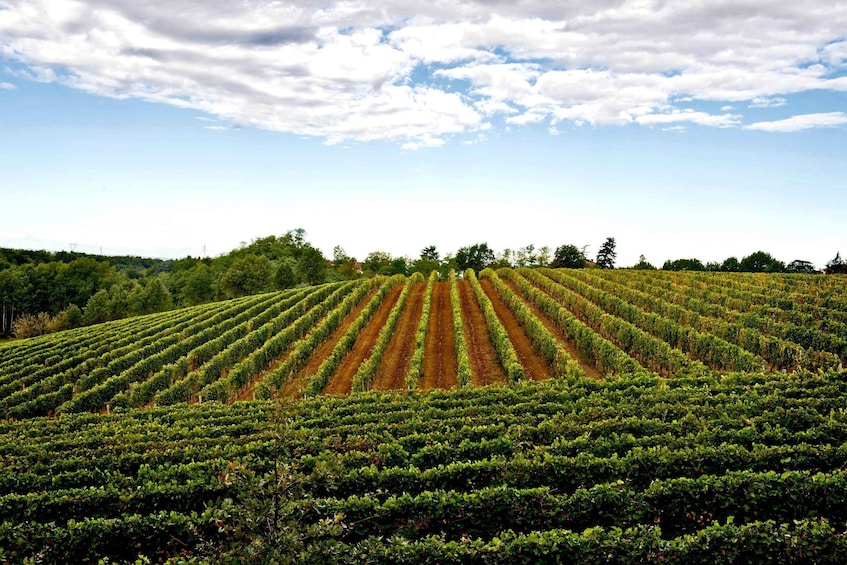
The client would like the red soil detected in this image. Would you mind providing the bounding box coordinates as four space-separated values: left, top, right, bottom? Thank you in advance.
420 282 458 390
501 279 603 380
371 283 427 391
480 279 554 381
457 280 508 386
279 289 377 400
323 285 403 395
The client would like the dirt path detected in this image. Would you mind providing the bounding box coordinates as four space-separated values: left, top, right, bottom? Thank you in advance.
323 285 403 395
371 283 427 391
480 279 554 381
503 279 603 380
420 282 457 390
457 280 508 386
279 289 377 399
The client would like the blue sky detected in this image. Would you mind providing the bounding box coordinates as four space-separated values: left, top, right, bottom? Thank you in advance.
1 1 846 269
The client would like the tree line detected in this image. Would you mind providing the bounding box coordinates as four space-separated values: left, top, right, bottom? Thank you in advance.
1 231 843 338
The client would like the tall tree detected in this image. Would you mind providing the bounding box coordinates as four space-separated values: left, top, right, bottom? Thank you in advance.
297 246 328 285
595 238 617 269
825 252 847 275
420 246 439 262
220 254 273 297
739 251 784 273
455 243 495 272
552 245 586 269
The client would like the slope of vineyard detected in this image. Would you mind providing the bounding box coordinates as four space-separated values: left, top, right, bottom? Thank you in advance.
2 269 847 561
1 269 845 417
3 370 847 562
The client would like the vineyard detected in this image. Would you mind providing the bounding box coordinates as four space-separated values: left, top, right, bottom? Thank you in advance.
2 268 847 562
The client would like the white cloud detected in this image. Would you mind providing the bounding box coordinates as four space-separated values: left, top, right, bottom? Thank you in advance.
636 109 741 128
1 0 847 145
0 81 15 89
748 96 787 108
744 112 847 132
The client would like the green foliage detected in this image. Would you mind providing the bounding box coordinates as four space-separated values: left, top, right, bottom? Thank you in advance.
449 270 473 387
552 244 587 268
663 258 706 271
221 254 273 298
405 271 438 390
596 237 617 269
455 243 495 273
297 246 328 285
465 269 524 383
274 259 298 290
351 277 416 392
632 254 656 270
740 250 785 273
5 371 847 561
181 264 217 305
83 289 112 325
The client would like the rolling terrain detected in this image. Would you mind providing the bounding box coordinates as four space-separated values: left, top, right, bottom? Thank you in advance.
2 268 847 562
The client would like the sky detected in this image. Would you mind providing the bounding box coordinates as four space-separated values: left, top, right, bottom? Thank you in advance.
1 0 846 269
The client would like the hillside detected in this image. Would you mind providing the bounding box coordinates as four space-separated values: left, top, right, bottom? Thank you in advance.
2 267 847 562
1 268 845 419
4 371 847 562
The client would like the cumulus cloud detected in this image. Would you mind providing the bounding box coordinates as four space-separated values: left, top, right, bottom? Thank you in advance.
1 0 846 146
744 112 847 132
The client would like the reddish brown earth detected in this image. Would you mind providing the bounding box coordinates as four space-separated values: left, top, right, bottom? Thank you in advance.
371 283 427 391
503 279 603 380
480 279 553 381
279 289 377 399
323 285 403 395
232 351 293 402
524 273 648 376
420 282 457 390
457 280 508 386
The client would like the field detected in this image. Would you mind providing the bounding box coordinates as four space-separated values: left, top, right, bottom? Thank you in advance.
2 268 847 562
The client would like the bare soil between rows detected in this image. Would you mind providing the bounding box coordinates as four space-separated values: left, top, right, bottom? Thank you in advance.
371 283 427 391
421 282 457 390
276 289 378 400
480 279 553 381
503 279 604 380
323 285 403 395
457 280 507 386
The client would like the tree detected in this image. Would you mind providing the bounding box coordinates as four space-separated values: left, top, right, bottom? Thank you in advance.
552 245 587 269
632 255 656 270
220 254 273 298
297 246 327 285
662 258 706 271
595 238 617 269
420 246 439 262
739 251 784 273
825 252 847 275
721 256 740 272
182 264 217 305
274 259 298 290
389 257 409 276
537 246 552 267
455 243 495 272
786 260 817 274
363 251 392 276
412 246 441 276
66 304 84 328
83 289 112 325
142 278 172 313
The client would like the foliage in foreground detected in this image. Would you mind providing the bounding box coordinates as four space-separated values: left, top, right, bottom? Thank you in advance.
3 371 847 562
